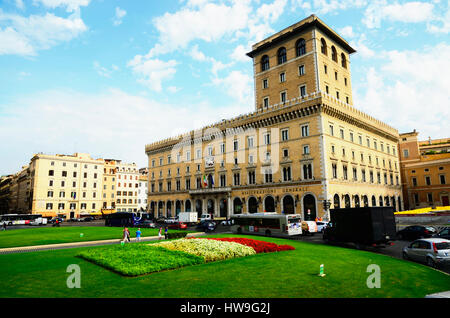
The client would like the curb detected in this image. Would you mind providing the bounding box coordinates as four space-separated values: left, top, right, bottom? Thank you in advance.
0 232 207 255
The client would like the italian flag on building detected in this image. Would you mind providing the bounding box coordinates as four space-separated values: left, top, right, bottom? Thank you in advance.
203 175 208 187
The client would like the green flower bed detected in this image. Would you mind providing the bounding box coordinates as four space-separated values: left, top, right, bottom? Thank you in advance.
77 244 203 276
154 238 256 262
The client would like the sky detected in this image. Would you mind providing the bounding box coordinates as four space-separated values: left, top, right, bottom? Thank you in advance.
0 0 449 176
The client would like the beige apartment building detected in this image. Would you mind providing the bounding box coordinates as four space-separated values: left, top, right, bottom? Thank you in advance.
29 153 105 218
115 161 140 213
146 15 403 221
1 153 143 217
399 131 450 209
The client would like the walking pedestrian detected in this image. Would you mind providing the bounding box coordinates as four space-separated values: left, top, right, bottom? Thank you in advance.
164 226 168 240
2 222 6 231
122 227 130 243
136 228 142 242
158 227 163 240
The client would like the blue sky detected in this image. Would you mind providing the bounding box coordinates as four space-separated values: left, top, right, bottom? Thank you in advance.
1 0 449 176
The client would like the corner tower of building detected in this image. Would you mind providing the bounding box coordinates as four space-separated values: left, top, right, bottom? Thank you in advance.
247 14 356 111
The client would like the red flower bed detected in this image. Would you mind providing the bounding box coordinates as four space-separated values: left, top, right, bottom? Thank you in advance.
191 237 295 253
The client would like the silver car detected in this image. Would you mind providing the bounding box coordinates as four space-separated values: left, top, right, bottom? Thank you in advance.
402 238 450 268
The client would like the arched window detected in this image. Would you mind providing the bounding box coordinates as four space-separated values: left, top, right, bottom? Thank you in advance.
261 55 269 72
277 47 287 65
331 46 338 62
341 53 347 68
296 38 306 57
333 194 340 209
321 38 327 55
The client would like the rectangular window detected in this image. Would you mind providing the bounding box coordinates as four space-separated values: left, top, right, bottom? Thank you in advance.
264 133 270 145
281 129 289 141
301 125 309 137
425 176 431 186
329 125 334 136
280 72 285 83
299 65 305 76
263 97 269 108
280 91 287 103
340 128 344 139
303 145 310 155
300 85 306 97
233 140 239 151
440 175 446 185
263 79 268 89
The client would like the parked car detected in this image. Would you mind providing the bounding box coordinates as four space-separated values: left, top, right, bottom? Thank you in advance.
168 222 188 230
316 221 329 233
433 227 450 240
49 217 64 224
155 217 166 223
397 225 437 241
402 238 450 268
68 218 81 222
81 217 94 222
139 220 156 228
199 214 212 222
196 220 216 232
220 219 234 226
164 217 178 224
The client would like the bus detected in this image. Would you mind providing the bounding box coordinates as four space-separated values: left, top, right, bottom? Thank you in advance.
230 213 302 237
0 214 47 226
105 212 152 227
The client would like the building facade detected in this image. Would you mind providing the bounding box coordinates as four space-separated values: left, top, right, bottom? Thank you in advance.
1 153 141 217
399 131 450 210
146 15 403 221
115 161 140 213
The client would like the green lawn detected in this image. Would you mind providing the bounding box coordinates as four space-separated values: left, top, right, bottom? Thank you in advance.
0 226 187 248
0 234 449 298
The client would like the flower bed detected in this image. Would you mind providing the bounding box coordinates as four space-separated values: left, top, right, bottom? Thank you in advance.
193 237 295 253
153 238 256 262
77 244 204 276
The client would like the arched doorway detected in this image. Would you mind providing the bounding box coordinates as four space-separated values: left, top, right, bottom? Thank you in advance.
303 194 316 221
282 195 295 214
195 199 202 217
185 200 191 212
175 200 181 215
379 196 383 207
362 195 369 207
248 197 258 213
207 199 215 215
354 195 360 208
372 196 376 207
233 197 243 214
392 196 396 212
166 201 172 217
384 196 390 206
219 198 227 217
150 201 155 214
397 196 402 211
333 194 340 209
264 196 275 212
344 194 350 208
158 201 164 217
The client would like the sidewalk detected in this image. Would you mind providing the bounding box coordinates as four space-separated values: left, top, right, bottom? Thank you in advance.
0 232 206 255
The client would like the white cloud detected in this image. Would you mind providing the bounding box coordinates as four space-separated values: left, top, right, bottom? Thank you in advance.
0 88 252 175
291 0 368 15
146 0 253 57
15 0 25 10
212 70 253 105
363 1 435 29
32 0 90 12
93 61 119 78
338 26 355 38
230 44 249 62
354 43 450 139
127 56 178 92
0 10 88 56
113 7 126 26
